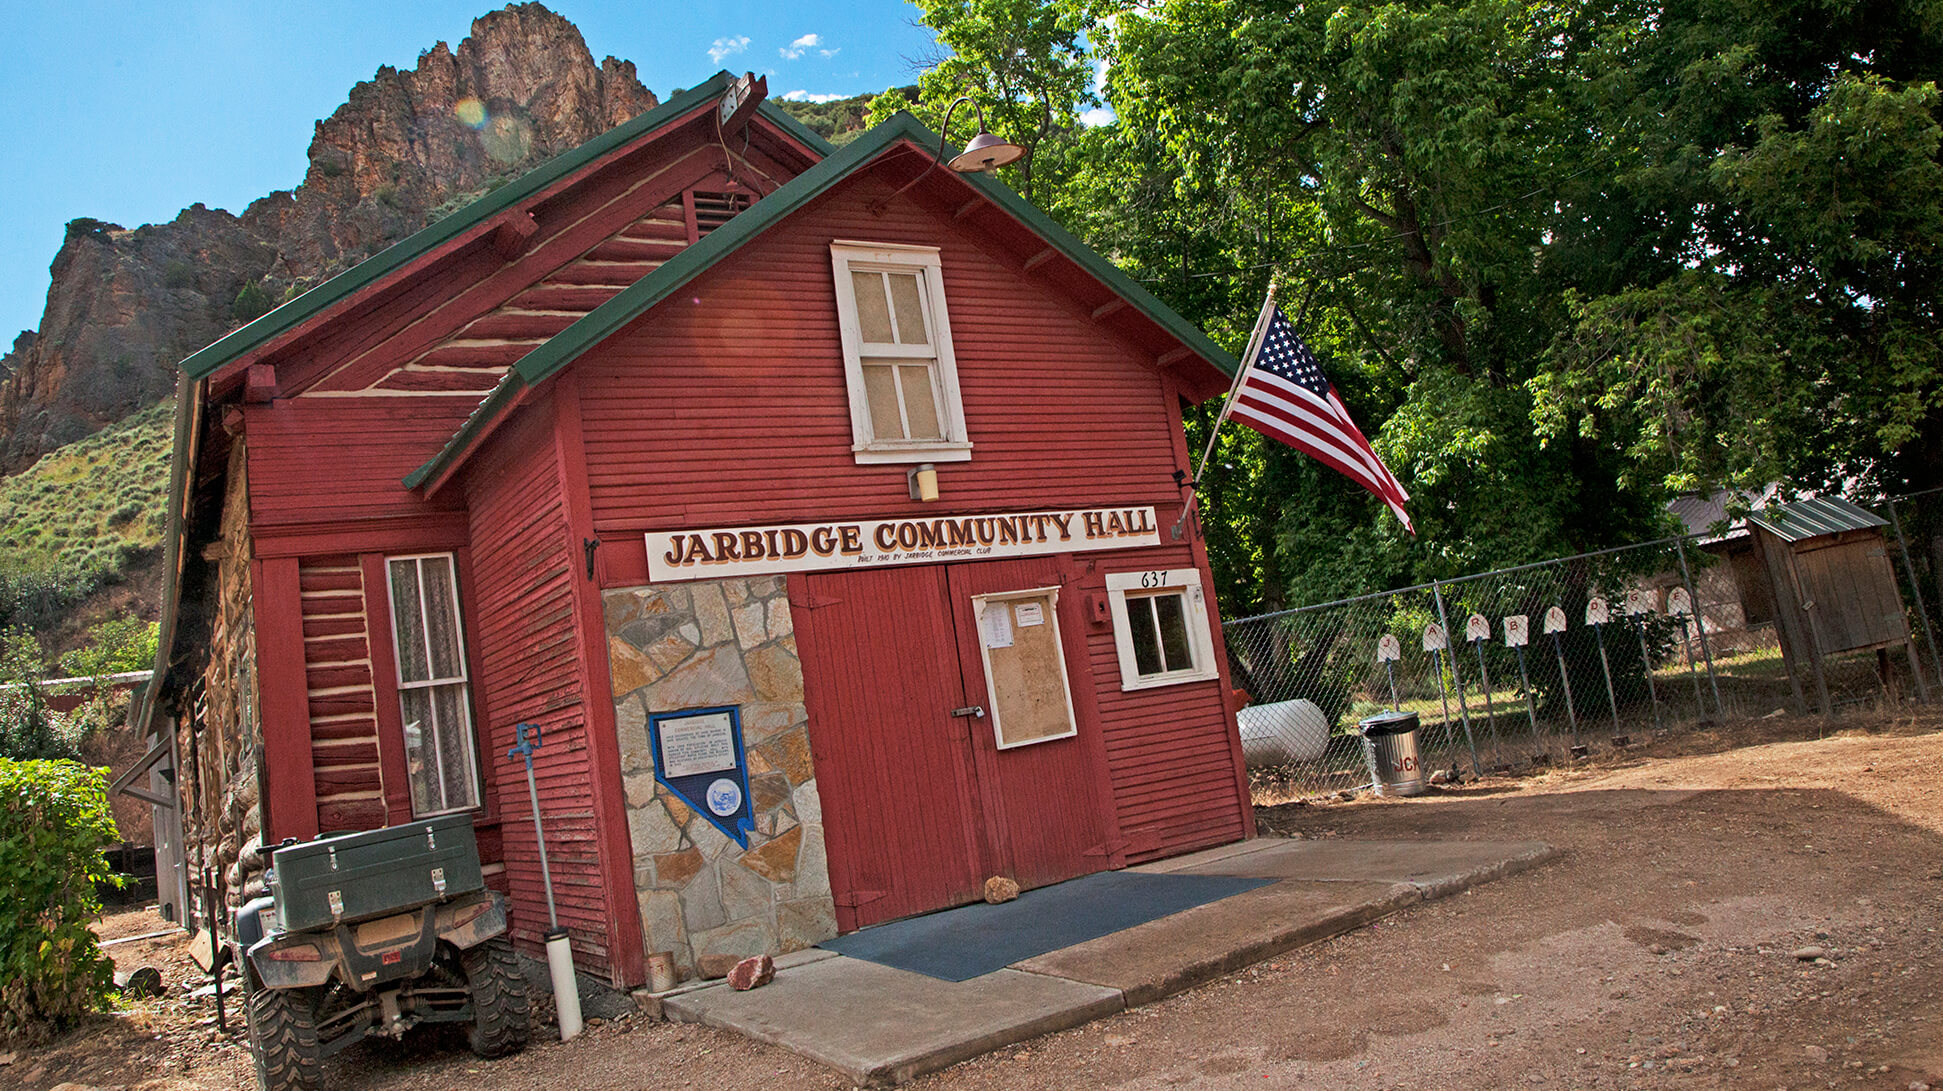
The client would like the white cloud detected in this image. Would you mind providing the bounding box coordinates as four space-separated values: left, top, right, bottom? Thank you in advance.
821 47 841 58
781 90 849 103
780 33 821 60
708 36 750 64
1080 106 1117 127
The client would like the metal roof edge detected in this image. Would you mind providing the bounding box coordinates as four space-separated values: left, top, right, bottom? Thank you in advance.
133 373 204 732
178 73 745 382
401 371 530 492
1745 495 1888 542
950 160 1243 380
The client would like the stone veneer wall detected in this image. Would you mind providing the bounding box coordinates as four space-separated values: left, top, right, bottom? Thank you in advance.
184 438 265 914
604 576 834 975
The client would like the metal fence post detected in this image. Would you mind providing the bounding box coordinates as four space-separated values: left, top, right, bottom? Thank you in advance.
1673 538 1725 720
1430 579 1481 776
1886 496 1940 701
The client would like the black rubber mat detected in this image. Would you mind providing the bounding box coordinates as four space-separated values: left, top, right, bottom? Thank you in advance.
818 870 1275 982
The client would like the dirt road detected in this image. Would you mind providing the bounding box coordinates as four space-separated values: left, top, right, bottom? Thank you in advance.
20 711 1943 1090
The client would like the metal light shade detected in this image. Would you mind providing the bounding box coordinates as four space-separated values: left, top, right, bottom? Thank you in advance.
948 131 1026 173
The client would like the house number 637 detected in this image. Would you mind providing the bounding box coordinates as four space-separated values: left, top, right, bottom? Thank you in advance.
1138 571 1167 588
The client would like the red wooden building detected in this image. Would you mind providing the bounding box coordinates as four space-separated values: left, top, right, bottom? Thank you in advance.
141 73 1254 988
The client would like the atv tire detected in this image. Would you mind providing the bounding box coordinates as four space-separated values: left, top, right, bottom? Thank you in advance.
245 969 323 1091
460 937 532 1058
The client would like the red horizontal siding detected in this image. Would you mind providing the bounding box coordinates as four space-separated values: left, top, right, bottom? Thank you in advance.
569 181 1247 866
574 184 1182 531
245 400 475 528
462 402 609 975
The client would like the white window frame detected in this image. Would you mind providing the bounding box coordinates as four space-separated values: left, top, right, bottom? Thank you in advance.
1106 568 1222 692
830 240 973 464
972 586 1080 750
383 552 483 816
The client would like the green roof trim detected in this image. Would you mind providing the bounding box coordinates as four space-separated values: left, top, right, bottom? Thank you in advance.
405 110 1239 490
400 371 528 490
178 73 836 382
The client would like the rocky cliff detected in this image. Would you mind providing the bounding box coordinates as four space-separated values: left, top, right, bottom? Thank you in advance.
0 3 657 469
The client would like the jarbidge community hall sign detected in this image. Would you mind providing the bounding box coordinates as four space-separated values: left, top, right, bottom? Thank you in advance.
647 506 1161 582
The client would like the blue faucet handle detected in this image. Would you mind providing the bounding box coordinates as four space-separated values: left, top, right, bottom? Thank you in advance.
506 721 543 761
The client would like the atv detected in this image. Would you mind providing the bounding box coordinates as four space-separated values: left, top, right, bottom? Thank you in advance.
232 814 531 1090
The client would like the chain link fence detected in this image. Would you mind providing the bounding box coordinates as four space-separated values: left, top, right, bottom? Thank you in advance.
1228 494 1941 803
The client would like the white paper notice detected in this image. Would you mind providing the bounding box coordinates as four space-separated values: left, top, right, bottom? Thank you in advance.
659 712 737 778
1013 602 1045 627
983 603 1015 648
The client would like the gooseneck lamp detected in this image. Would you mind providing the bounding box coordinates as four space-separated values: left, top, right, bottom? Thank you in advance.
870 96 1025 214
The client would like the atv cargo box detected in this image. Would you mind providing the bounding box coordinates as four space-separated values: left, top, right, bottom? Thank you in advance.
268 814 484 932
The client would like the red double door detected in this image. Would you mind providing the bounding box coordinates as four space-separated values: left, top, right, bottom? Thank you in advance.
793 558 1124 931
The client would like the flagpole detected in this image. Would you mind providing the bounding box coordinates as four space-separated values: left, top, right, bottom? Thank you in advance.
1192 280 1280 486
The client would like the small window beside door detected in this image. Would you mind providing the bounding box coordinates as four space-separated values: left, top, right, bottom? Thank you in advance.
385 553 482 815
830 241 972 464
1106 569 1221 691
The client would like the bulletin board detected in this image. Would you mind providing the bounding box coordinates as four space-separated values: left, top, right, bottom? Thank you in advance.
974 587 1078 749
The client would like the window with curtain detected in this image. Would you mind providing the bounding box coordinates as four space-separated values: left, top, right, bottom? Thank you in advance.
385 553 481 814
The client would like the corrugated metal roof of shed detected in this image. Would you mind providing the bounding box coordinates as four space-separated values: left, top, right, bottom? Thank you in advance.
1745 496 1887 543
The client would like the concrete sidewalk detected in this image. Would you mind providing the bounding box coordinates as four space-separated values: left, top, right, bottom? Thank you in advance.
656 838 1558 1086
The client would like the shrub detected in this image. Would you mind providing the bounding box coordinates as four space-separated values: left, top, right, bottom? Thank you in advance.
232 281 275 324
0 627 81 762
0 759 121 1043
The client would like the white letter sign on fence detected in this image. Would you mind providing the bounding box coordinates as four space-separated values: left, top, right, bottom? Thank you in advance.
1586 597 1610 625
1625 588 1656 616
1423 622 1447 652
1667 587 1692 616
646 506 1160 582
1376 633 1402 663
1543 605 1568 634
1465 613 1491 642
1503 614 1529 647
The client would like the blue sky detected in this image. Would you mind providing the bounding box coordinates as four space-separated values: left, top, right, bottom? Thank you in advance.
0 1 938 344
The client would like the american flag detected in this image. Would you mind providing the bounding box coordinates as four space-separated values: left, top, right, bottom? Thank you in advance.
1225 304 1414 534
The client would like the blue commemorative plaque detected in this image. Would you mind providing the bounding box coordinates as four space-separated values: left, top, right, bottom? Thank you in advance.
648 705 754 847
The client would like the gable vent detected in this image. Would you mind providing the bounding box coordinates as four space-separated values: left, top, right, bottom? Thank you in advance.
691 190 754 237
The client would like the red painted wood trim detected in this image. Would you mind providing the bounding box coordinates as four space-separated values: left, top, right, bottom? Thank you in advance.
245 364 278 403
254 556 320 841
255 513 471 558
554 373 647 987
451 545 498 826
205 104 729 394
1162 371 1256 840
359 553 414 825
312 149 725 395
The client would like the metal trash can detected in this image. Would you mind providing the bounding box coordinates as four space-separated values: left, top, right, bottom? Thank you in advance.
1359 710 1424 797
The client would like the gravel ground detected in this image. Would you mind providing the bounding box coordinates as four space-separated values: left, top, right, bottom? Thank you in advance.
15 708 1943 1090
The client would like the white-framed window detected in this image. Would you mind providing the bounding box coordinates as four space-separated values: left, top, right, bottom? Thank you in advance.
385 553 482 815
830 241 972 464
1106 568 1222 691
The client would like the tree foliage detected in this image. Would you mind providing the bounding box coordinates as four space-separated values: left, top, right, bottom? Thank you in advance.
0 759 121 1043
897 0 1943 614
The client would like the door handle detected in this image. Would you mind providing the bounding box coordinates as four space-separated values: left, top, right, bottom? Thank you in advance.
950 706 986 719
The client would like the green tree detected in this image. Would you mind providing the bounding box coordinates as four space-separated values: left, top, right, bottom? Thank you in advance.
867 0 1101 199
897 0 1943 613
0 627 80 762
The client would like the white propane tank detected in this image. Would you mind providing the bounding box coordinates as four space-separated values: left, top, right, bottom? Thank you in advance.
1235 699 1331 767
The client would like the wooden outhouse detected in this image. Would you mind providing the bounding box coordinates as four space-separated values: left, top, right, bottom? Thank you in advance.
1746 496 1923 709
138 73 1255 987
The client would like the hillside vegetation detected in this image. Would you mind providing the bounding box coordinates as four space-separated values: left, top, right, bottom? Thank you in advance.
778 88 912 145
0 401 172 637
